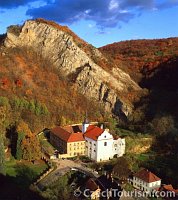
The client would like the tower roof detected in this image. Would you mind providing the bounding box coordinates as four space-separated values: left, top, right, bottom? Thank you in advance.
83 117 89 124
83 111 89 124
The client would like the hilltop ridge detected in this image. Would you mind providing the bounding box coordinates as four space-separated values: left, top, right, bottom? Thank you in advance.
4 19 141 118
0 18 178 132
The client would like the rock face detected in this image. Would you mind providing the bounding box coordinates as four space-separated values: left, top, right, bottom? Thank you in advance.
4 19 141 116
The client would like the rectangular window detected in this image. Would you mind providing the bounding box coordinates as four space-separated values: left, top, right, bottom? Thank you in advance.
104 142 107 146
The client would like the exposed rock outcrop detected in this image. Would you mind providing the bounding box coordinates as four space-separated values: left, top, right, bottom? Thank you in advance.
4 19 141 116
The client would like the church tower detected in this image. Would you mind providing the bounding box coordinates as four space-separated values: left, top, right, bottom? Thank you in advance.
82 116 90 133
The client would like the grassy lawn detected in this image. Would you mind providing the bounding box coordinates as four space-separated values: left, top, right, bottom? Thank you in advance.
5 158 17 177
25 160 48 175
5 158 49 187
136 152 155 162
116 128 150 138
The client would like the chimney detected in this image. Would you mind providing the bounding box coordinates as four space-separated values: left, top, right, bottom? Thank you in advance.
100 124 104 129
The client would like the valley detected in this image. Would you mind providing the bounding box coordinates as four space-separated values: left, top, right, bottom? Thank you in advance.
0 18 178 200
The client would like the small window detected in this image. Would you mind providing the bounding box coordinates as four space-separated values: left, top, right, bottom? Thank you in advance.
104 135 106 138
104 142 107 146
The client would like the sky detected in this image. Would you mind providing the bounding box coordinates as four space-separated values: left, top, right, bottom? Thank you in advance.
0 0 178 47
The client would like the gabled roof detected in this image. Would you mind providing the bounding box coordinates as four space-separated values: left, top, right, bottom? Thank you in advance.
134 169 161 183
68 132 85 142
84 125 104 141
163 184 174 191
162 185 178 193
51 126 85 143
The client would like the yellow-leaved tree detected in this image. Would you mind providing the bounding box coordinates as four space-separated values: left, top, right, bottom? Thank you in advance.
16 120 41 161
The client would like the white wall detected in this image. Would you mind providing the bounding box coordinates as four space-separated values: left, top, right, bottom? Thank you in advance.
112 138 125 157
133 176 161 193
84 129 125 162
96 130 114 162
85 137 97 161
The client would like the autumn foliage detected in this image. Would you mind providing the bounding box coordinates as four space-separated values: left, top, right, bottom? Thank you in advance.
16 120 41 161
0 46 105 133
99 38 178 82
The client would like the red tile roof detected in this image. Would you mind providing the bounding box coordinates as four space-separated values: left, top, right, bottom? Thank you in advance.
68 132 85 142
134 169 161 183
162 185 178 193
84 125 104 141
163 185 174 191
51 126 85 143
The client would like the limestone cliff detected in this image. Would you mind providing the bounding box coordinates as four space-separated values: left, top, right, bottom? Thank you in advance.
4 19 141 116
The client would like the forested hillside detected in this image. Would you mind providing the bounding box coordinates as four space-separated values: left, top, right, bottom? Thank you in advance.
100 38 178 132
0 19 178 198
0 45 106 154
100 38 178 82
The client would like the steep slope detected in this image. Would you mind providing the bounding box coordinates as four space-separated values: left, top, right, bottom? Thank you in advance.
100 38 178 83
100 38 178 130
0 46 105 132
4 19 141 116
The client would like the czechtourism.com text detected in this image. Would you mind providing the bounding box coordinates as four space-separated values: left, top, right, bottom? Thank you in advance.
74 188 176 198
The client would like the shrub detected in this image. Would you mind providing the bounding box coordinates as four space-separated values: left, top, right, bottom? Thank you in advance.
0 96 9 107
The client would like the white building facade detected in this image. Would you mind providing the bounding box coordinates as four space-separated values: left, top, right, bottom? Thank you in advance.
112 138 125 157
84 123 125 162
132 169 161 193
